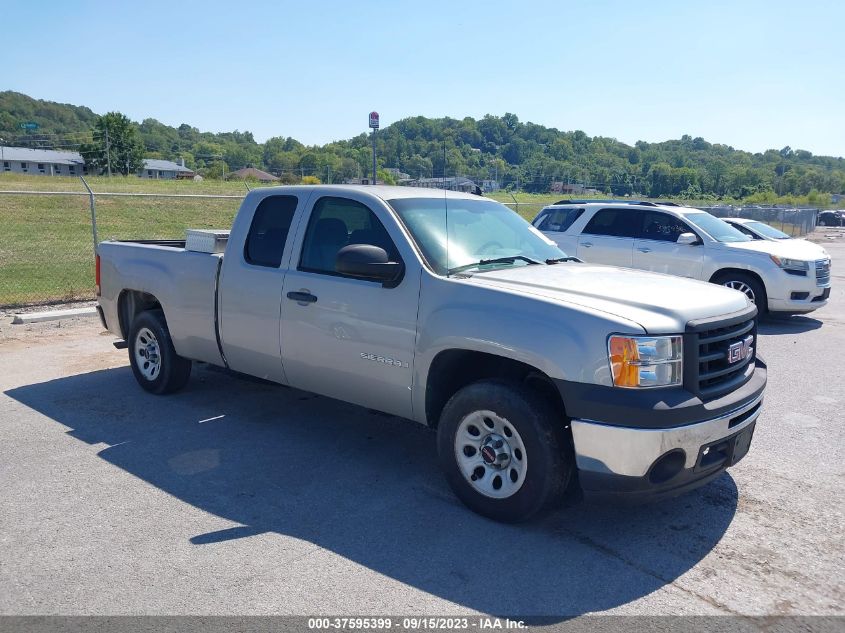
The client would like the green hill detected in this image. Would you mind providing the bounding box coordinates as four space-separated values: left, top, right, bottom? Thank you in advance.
1 90 843 199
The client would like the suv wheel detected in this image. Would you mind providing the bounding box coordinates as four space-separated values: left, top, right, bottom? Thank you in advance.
437 379 573 522
713 272 768 317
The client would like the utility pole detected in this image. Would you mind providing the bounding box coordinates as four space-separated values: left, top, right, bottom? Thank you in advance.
443 140 447 189
371 128 378 184
104 128 112 177
368 111 379 184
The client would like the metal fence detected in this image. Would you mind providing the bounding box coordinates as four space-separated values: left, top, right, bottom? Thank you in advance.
0 179 247 308
0 178 825 309
700 205 819 237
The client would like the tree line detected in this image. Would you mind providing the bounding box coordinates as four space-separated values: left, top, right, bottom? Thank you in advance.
2 90 843 199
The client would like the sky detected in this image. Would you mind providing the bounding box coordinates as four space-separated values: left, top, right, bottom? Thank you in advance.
3 0 844 157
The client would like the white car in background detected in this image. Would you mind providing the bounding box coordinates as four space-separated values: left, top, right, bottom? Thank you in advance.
721 216 827 249
532 201 831 316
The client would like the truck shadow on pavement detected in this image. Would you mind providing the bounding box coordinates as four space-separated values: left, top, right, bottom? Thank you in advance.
6 364 739 619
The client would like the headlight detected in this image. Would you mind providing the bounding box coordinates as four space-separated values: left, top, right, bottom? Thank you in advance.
770 255 809 272
608 335 683 388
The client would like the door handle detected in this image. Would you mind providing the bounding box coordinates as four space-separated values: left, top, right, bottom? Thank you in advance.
637 247 652 253
287 291 317 304
581 242 593 248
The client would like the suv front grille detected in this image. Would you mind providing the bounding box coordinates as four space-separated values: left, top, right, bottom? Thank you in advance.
685 311 757 400
816 259 831 287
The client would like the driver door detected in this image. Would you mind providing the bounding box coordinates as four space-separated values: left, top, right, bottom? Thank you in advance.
280 194 420 419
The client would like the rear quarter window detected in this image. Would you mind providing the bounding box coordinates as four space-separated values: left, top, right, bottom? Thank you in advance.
244 195 298 268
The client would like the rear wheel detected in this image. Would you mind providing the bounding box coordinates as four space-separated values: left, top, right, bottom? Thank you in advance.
437 379 573 522
713 272 768 317
128 309 191 394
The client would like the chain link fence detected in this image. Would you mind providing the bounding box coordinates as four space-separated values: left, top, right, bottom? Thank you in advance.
0 177 250 308
0 177 826 308
699 205 819 236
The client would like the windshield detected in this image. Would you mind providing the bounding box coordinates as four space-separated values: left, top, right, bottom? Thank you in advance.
388 197 567 275
686 212 753 243
746 221 790 239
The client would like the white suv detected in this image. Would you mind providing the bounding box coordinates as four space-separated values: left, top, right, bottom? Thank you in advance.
532 201 831 315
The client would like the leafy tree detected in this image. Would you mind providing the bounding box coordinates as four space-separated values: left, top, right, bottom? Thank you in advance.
80 112 145 176
377 169 397 185
5 90 845 200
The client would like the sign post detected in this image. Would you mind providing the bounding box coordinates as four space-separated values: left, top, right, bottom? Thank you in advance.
19 122 39 130
368 111 379 184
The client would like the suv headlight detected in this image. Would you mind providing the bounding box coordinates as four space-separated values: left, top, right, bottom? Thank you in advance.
770 255 809 274
608 335 683 388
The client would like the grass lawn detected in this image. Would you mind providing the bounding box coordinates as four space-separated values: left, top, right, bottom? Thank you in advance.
0 174 252 306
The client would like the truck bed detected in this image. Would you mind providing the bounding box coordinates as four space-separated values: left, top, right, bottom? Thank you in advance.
114 239 188 248
97 239 226 367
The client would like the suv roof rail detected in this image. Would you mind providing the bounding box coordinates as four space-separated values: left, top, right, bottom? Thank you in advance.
550 199 658 207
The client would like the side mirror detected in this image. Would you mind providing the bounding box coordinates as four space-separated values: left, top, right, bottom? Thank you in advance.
336 244 404 286
677 232 699 245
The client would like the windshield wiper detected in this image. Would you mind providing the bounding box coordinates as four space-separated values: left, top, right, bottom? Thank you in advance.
447 255 541 275
545 256 582 264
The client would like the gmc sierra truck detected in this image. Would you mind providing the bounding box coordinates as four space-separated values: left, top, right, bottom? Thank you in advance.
96 185 766 522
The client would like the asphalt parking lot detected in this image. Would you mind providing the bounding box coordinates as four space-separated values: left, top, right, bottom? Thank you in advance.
1 240 843 621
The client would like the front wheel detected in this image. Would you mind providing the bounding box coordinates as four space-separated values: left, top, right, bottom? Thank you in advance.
713 272 768 317
437 379 573 522
128 309 192 394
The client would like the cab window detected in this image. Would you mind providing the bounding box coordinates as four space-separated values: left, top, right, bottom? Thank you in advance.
299 197 400 275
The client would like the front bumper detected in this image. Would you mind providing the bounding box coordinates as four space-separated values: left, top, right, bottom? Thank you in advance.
768 288 829 313
767 262 831 313
557 361 766 502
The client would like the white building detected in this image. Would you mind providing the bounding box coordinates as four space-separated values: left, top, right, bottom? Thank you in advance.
140 158 195 179
1 146 85 176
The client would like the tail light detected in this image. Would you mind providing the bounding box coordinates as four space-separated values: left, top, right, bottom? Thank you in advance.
95 254 101 296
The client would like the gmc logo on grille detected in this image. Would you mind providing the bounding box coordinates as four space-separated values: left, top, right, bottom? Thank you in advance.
728 335 754 364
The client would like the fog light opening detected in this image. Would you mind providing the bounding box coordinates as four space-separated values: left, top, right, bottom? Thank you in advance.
648 449 686 485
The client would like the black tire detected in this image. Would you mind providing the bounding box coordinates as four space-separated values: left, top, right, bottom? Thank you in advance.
128 309 192 394
712 271 768 318
437 379 573 523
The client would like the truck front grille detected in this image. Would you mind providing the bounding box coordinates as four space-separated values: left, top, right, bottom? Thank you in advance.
816 259 831 287
685 311 757 400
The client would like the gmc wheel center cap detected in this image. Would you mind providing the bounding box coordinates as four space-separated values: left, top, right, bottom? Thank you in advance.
480 434 510 468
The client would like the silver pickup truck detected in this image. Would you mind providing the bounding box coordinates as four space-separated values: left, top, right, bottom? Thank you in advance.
96 185 766 522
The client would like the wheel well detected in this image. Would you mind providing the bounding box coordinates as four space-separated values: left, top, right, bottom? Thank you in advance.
709 267 766 292
118 290 162 339
424 350 566 428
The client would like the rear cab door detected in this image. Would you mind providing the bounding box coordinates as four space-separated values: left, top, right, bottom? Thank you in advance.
576 207 640 268
218 191 311 383
279 192 420 419
632 210 704 279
